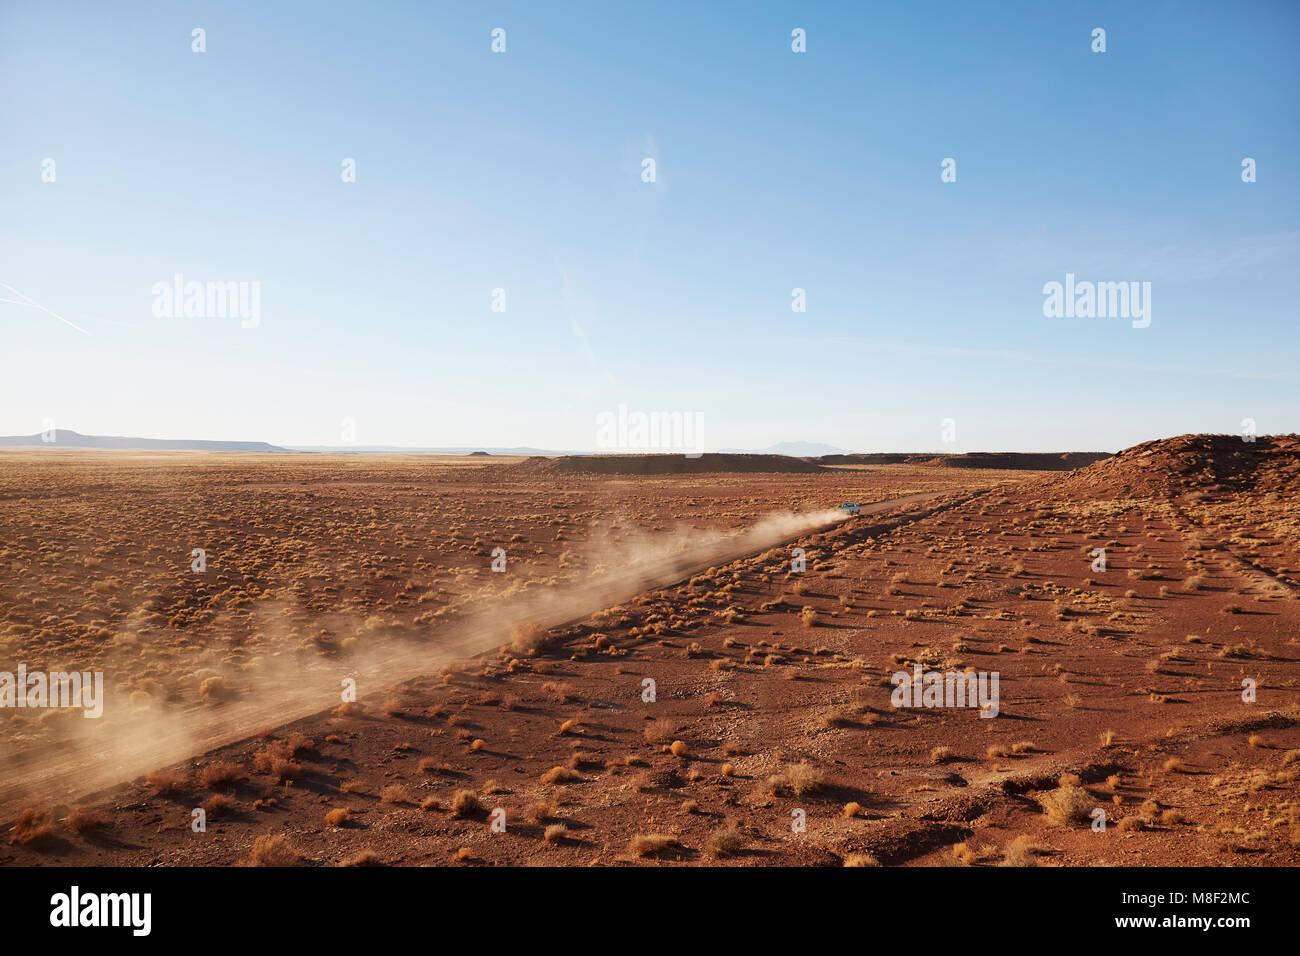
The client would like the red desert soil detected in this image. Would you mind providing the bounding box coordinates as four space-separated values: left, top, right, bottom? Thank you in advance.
1 437 1297 867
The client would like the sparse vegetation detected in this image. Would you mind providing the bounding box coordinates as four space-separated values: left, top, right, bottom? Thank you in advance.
1041 784 1095 826
241 834 302 866
768 761 823 797
629 833 677 858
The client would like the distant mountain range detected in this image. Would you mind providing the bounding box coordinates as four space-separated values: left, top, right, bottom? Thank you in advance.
0 430 289 452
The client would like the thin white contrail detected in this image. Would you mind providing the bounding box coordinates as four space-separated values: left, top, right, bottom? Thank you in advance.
0 282 92 335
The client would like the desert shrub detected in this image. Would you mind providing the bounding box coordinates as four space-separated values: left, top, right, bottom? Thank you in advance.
768 761 823 797
339 850 383 866
66 806 113 834
202 793 235 817
629 833 676 858
999 835 1040 867
525 801 555 824
450 789 482 817
325 808 352 827
251 743 301 782
1040 785 1094 826
144 769 189 795
643 719 677 743
241 834 302 867
198 760 245 789
380 784 413 804
540 766 582 786
510 621 548 653
930 746 956 764
705 827 746 858
8 808 56 847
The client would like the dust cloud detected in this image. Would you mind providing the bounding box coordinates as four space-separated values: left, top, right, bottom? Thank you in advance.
0 507 850 820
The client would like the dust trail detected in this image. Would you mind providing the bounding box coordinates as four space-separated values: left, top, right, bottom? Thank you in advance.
0 496 933 821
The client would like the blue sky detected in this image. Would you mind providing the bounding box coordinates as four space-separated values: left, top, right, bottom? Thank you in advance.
2 0 1297 452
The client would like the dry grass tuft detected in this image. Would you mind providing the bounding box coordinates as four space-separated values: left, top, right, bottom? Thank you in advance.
999 834 1041 867
8 808 56 847
339 850 383 867
629 833 677 858
509 620 548 653
380 784 414 804
198 760 245 790
704 827 746 858
768 761 823 797
66 806 113 834
202 793 235 817
450 789 482 817
1040 785 1095 826
241 834 302 867
250 743 301 782
144 769 189 795
643 718 677 743
540 766 582 786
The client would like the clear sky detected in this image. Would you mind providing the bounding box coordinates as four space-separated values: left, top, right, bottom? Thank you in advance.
2 1 1297 452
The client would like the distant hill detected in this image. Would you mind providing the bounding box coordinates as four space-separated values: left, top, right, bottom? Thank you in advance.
286 445 574 455
818 451 1111 471
1047 434 1299 500
0 430 289 452
721 441 848 457
511 453 827 476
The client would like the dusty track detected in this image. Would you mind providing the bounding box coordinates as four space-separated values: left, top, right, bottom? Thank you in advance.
1 491 948 823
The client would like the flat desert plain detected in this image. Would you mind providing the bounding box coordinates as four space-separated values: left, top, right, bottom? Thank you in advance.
1 437 1298 866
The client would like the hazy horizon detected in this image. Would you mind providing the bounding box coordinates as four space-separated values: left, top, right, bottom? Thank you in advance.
8 423 1294 457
